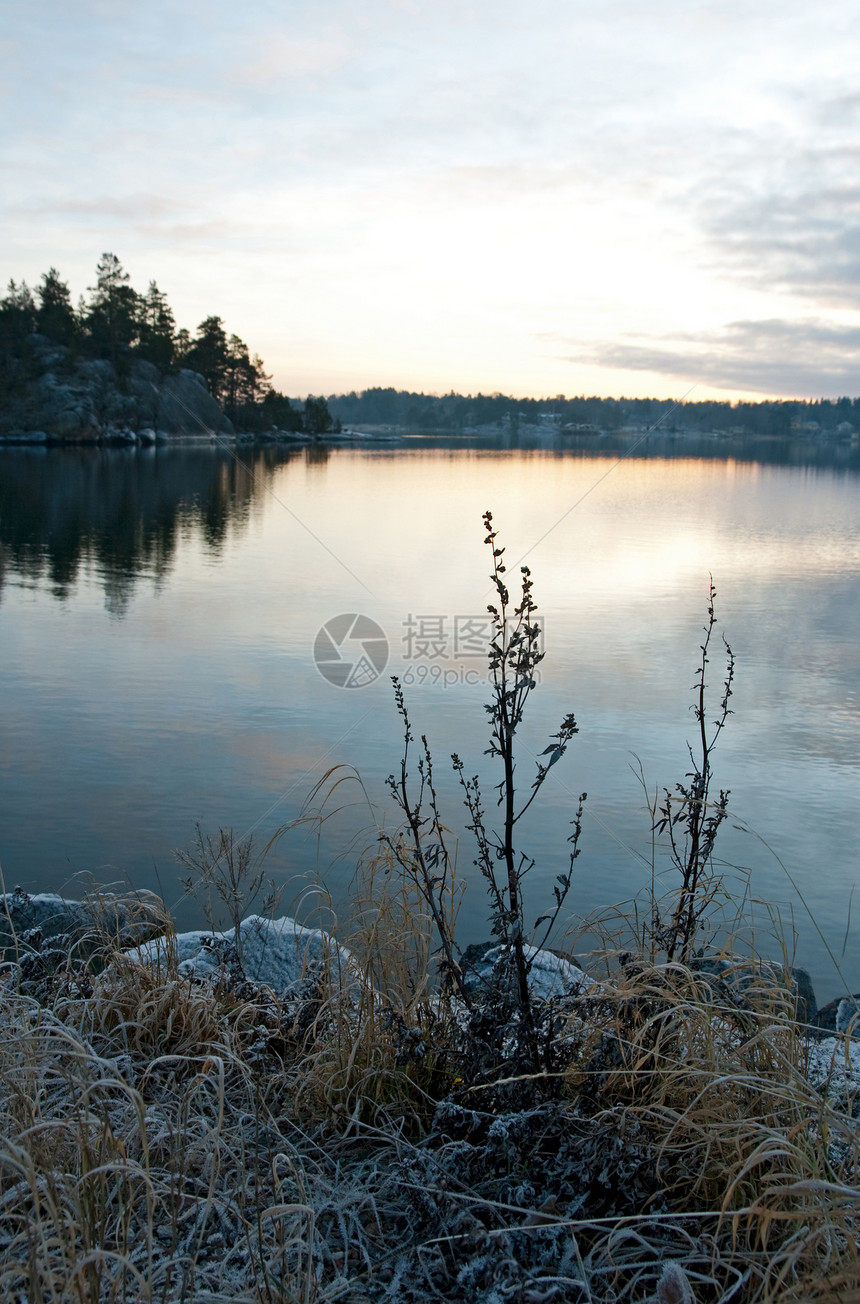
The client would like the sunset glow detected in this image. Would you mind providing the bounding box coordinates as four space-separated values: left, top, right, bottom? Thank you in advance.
3 0 859 401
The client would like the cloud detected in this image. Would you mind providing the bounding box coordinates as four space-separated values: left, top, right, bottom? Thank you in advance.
564 319 860 397
814 90 860 128
127 83 239 109
4 192 245 241
229 30 355 85
689 83 860 310
432 162 597 202
4 0 860 399
36 195 175 221
702 169 860 308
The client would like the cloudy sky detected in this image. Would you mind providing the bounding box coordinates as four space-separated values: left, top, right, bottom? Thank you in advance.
3 0 859 400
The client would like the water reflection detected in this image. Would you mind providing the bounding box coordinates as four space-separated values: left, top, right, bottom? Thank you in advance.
0 445 307 613
1 438 859 1005
3 435 859 614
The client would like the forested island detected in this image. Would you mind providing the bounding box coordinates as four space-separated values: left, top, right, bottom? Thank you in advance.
0 254 339 442
2 254 859 444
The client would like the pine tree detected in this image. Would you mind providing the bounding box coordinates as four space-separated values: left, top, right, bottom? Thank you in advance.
183 316 230 400
86 253 139 369
36 269 78 347
137 281 176 370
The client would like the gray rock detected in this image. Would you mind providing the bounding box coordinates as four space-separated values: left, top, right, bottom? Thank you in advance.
26 334 68 368
691 956 817 1023
154 370 234 437
836 998 860 1037
791 966 818 1024
2 430 48 444
817 992 860 1033
105 425 137 444
132 359 160 384
0 344 234 441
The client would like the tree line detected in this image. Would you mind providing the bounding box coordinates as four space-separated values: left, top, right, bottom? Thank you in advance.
327 387 859 438
0 254 338 434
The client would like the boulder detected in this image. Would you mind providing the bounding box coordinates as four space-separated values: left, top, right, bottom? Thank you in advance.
792 966 818 1023
105 425 137 444
691 956 817 1024
836 997 860 1037
134 914 353 997
461 941 593 1001
817 992 860 1035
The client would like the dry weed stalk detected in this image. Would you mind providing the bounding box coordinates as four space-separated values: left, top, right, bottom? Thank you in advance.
384 511 585 1076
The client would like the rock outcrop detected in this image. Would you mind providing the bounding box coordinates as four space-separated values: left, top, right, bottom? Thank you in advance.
0 336 233 442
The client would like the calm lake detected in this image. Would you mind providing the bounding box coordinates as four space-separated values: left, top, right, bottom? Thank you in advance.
1 433 859 1004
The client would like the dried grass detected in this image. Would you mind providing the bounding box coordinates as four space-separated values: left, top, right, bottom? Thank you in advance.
1 871 858 1302
557 960 860 1300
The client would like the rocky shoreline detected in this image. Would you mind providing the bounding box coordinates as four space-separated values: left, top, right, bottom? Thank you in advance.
3 887 857 1039
0 332 389 448
0 334 232 445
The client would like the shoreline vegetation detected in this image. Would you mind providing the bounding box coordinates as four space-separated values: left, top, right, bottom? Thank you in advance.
1 520 858 1301
3 255 860 448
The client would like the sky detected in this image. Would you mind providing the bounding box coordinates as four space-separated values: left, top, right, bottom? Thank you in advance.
2 0 860 401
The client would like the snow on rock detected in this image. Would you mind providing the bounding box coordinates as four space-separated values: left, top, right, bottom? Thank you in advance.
837 997 860 1036
134 914 354 997
462 942 595 1001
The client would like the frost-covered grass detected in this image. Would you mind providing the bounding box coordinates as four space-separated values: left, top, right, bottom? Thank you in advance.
1 895 859 1304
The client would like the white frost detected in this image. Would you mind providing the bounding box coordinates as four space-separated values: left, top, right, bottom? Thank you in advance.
466 943 595 1001
135 914 353 996
806 1035 860 1098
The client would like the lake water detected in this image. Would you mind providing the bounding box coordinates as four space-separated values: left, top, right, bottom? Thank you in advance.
1 433 859 1005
